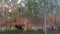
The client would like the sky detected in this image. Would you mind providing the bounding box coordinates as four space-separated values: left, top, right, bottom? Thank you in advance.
17 0 21 4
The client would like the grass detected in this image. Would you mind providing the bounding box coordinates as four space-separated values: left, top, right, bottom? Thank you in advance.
0 30 60 34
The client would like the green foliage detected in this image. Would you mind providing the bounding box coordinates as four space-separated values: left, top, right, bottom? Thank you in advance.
26 0 57 18
1 0 57 19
